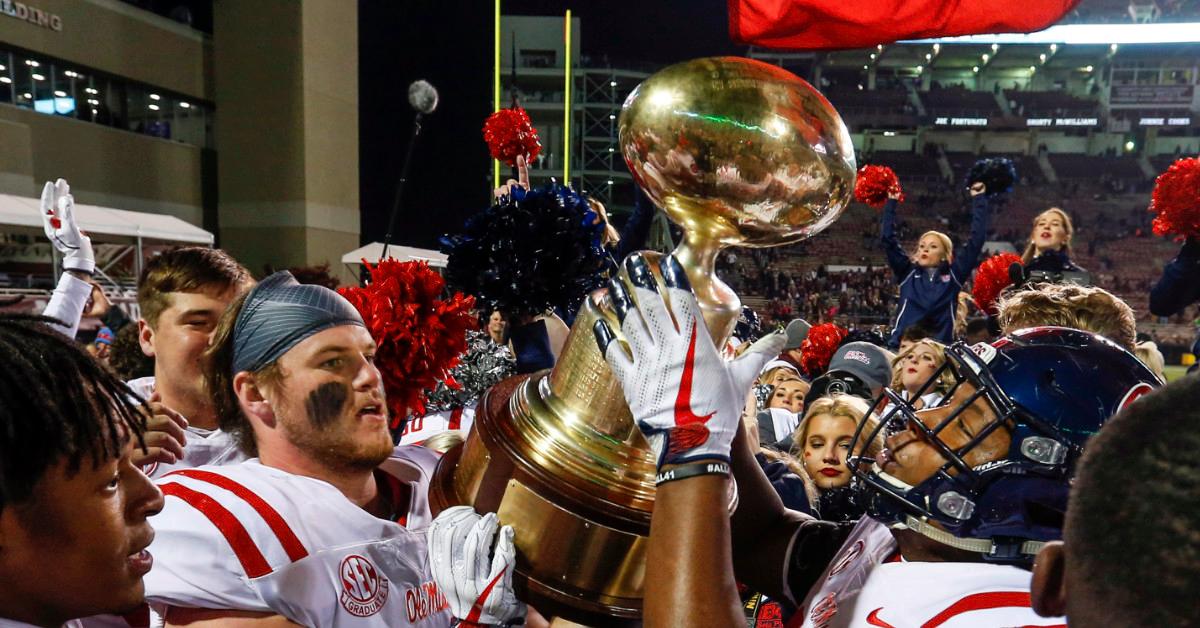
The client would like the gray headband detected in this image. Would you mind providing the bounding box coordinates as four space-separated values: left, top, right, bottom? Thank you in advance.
231 271 365 374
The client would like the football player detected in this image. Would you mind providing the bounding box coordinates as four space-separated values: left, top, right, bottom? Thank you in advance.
596 252 1160 628
0 315 162 627
142 272 519 627
37 179 254 477
1031 373 1200 627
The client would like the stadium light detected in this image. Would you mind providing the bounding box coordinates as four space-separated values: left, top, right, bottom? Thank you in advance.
932 43 940 53
925 53 932 61
1125 140 1135 151
972 65 980 72
991 43 999 52
1050 43 1058 52
982 53 990 62
905 23 1200 45
1084 65 1094 72
1029 65 1036 72
1039 53 1047 62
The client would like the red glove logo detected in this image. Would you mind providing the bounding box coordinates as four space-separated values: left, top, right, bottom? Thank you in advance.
668 324 715 457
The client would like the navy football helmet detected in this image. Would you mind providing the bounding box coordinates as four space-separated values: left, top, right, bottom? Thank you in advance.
848 326 1162 563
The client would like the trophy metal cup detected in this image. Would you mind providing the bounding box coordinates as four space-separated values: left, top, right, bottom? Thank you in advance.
430 57 855 626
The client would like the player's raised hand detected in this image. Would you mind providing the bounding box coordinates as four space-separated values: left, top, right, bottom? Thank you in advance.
39 178 94 274
427 506 525 627
492 155 531 199
593 253 786 469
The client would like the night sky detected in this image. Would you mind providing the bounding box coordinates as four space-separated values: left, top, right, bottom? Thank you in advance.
357 0 735 250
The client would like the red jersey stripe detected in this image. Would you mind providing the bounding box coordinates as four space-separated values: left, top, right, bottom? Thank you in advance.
922 591 1035 628
448 407 464 430
166 469 309 562
161 482 273 578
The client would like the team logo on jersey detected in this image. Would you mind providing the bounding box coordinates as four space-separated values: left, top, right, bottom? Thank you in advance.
828 540 865 578
405 580 449 623
809 592 838 627
339 554 389 617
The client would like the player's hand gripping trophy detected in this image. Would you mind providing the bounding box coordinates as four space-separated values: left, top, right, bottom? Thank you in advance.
429 56 856 627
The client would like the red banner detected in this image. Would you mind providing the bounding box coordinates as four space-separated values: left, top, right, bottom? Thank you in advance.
728 0 1079 50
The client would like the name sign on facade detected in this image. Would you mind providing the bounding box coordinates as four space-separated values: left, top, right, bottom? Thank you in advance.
1 1 63 31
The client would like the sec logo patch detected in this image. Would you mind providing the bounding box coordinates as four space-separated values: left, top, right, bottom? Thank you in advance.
339 554 389 617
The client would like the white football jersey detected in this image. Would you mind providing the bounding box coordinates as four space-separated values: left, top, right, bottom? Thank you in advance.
794 518 1066 628
144 447 452 627
398 407 475 446
125 377 246 479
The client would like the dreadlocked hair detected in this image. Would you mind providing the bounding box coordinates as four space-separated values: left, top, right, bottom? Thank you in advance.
0 314 148 512
202 291 282 457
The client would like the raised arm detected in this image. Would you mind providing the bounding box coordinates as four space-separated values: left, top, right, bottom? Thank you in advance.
1150 236 1200 317
880 197 914 279
950 184 993 280
728 418 818 600
38 179 95 340
611 187 657 262
595 252 786 627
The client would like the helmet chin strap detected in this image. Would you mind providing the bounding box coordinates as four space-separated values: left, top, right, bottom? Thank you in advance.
895 515 1045 559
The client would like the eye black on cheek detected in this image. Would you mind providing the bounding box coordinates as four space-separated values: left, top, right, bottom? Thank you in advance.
306 382 349 429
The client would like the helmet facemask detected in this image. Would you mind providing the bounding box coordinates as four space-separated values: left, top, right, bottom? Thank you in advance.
848 342 1071 563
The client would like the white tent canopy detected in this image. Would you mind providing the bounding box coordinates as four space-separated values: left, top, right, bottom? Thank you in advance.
0 192 213 245
341 243 447 268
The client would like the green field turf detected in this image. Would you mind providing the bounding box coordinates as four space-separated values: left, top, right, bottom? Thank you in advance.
1164 365 1189 382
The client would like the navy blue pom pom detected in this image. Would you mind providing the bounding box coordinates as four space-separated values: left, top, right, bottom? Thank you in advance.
440 183 609 317
965 158 1017 195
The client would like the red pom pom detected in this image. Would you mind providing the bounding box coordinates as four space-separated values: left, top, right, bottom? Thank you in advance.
854 165 904 208
338 260 477 429
483 107 542 167
799 323 849 379
1150 157 1200 238
972 252 1023 315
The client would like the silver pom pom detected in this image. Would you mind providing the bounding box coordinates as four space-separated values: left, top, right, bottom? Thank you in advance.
407 80 439 114
424 331 515 413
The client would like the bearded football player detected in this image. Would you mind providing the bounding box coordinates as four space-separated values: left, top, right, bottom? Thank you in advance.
141 272 520 627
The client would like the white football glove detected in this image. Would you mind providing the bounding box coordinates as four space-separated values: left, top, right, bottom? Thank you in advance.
594 253 786 469
40 178 94 274
427 506 525 627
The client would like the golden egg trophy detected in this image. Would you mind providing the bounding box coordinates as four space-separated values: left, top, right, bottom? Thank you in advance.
430 57 855 626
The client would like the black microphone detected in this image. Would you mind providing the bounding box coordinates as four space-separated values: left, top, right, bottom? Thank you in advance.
381 80 440 263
